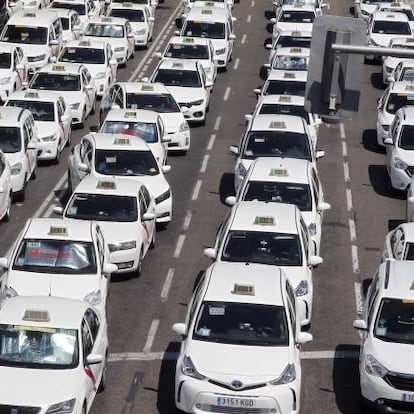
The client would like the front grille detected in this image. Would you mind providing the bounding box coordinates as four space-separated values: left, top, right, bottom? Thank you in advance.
208 379 266 392
382 399 414 412
406 166 414 178
200 405 272 414
0 405 41 414
385 373 414 391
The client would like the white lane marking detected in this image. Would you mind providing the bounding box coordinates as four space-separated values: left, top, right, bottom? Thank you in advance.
182 210 192 231
339 122 346 139
207 134 216 150
173 234 186 258
200 154 209 173
160 268 175 301
343 162 350 182
143 319 160 353
352 244 360 274
349 218 357 243
142 64 149 71
346 188 353 211
247 15 251 23
233 58 240 70
191 179 202 200
341 140 347 157
241 34 247 45
213 116 221 131
354 281 364 314
128 0 183 82
251 0 255 6
147 58 153 65
44 204 56 218
223 87 231 101
109 349 359 362
33 174 67 218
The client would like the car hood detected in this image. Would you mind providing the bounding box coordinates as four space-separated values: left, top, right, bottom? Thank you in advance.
210 38 228 52
130 22 148 31
279 266 309 291
159 112 184 133
360 4 378 14
83 36 125 49
58 91 83 105
5 43 49 57
394 147 414 164
35 121 59 139
3 151 24 168
83 64 107 77
0 68 12 79
276 22 314 33
97 221 139 244
165 86 204 104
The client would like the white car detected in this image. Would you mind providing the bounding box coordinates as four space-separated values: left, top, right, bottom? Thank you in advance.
149 59 212 125
382 222 414 261
83 16 135 67
0 44 28 103
52 9 83 44
100 82 191 153
28 62 97 127
375 2 414 21
107 3 154 49
376 81 414 147
182 0 234 15
230 114 324 191
382 38 414 84
111 0 157 17
272 4 317 33
407 176 414 221
353 260 414 413
172 261 312 414
50 0 99 26
204 201 322 327
156 36 217 85
57 39 117 98
68 133 173 225
0 106 37 201
6 89 72 163
0 295 109 413
265 46 310 74
100 109 169 166
226 157 330 254
391 59 414 83
354 0 392 21
0 149 12 222
22 0 50 10
0 218 115 310
58 175 156 276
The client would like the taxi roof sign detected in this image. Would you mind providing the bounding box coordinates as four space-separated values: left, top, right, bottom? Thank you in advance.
279 95 292 102
269 168 289 177
201 8 212 14
52 64 66 71
48 226 68 236
23 11 36 17
405 84 414 91
101 17 112 22
402 298 414 303
291 30 302 36
23 309 51 323
269 121 286 129
232 284 255 296
113 137 130 145
290 47 302 53
97 180 116 190
141 84 154 91
124 111 137 118
183 37 195 43
122 2 133 6
79 39 91 46
24 91 39 99
284 72 296 79
254 216 275 226
172 62 183 68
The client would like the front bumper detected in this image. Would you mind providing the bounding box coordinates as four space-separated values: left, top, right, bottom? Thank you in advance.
114 50 128 64
94 78 110 97
179 102 207 123
166 130 190 152
134 33 148 47
214 52 229 68
389 166 411 191
10 172 26 193
110 247 139 274
376 122 388 147
383 65 394 84
155 194 172 224
37 139 59 160
70 106 84 125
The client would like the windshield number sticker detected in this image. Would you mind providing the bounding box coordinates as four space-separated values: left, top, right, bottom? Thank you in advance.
209 306 225 316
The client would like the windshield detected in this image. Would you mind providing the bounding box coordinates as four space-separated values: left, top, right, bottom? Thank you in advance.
193 302 289 346
126 93 180 112
0 52 11 69
362 0 393 3
272 55 309 71
153 68 201 87
263 80 306 96
383 9 414 20
60 47 105 64
84 23 125 38
101 121 157 143
400 68 414 82
373 21 411 35
258 103 309 123
65 193 138 221
0 127 21 153
1 25 48 45
51 1 86 14
222 230 302 266
279 11 315 23
374 298 414 345
113 0 148 3
386 93 414 114
60 17 70 31
404 242 414 259
242 181 312 211
182 21 226 40
95 149 159 176
29 73 81 91
283 0 318 5
277 36 311 49
7 100 55 122
399 125 414 150
13 239 97 274
242 130 311 161
110 9 145 21
0 325 78 369
165 43 209 59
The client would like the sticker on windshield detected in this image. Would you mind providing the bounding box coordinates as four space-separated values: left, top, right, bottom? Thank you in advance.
197 327 211 336
254 137 265 143
68 48 76 53
67 206 77 215
27 241 40 248
209 306 225 316
105 156 117 163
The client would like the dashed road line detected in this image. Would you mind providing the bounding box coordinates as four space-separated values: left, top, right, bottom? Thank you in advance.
200 154 209 173
143 319 160 353
160 268 175 301
213 116 221 131
233 58 240 70
223 87 231 101
247 15 251 23
33 174 67 218
173 234 186 258
207 134 216 150
241 34 247 45
182 210 192 231
191 179 202 200
251 0 255 6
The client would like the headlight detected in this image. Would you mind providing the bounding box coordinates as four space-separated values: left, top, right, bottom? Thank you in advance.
181 355 205 379
0 77 10 85
108 240 137 252
114 47 125 52
215 47 226 55
10 162 22 175
30 53 47 62
84 289 102 306
42 133 58 142
95 72 106 79
308 222 317 236
190 99 204 106
135 28 146 35
3 286 18 299
295 280 309 296
46 398 76 414
155 189 171 204
179 121 189 132
393 157 408 170
237 163 247 177
70 103 80 110
365 355 388 377
269 363 296 385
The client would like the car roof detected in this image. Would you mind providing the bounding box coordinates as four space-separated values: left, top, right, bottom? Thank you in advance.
372 10 410 21
185 5 230 21
8 89 60 102
38 62 84 75
0 106 30 126
280 4 316 11
0 296 89 329
267 69 308 82
89 132 152 150
388 81 414 93
110 2 148 10
7 9 59 26
104 108 159 123
167 35 210 46
229 201 300 233
121 81 170 94
87 15 128 25
378 2 413 11
0 43 16 53
52 0 85 5
203 262 286 306
250 113 306 133
65 39 107 49
275 47 311 57
157 58 198 71
23 217 94 241
379 260 414 299
258 94 305 106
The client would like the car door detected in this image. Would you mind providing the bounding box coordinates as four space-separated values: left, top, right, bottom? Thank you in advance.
140 185 155 249
23 118 36 178
81 68 94 113
145 7 154 39
58 96 71 142
69 137 92 187
138 190 151 253
106 45 117 83
0 154 7 214
95 225 109 299
157 116 167 164
386 116 399 171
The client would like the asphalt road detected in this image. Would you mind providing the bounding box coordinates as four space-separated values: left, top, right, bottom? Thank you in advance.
0 0 403 412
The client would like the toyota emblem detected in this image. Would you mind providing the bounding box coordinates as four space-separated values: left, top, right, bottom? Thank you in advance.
231 380 243 389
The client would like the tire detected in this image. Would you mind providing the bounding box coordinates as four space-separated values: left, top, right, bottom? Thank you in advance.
54 142 61 165
91 96 96 115
67 171 73 194
1 192 11 222
150 229 155 249
97 353 108 393
65 130 72 147
79 108 86 129
82 402 87 414
133 250 143 278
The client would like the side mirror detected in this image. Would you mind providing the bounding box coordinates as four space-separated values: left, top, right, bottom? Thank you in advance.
309 255 323 267
205 80 214 88
231 17 237 22
265 44 272 50
103 263 118 274
141 77 149 82
109 59 117 66
229 34 236 40
181 105 189 113
408 196 414 205
162 165 171 174
49 56 57 63
264 63 270 69
174 30 180 36
317 202 331 211
270 18 276 23
229 145 239 155
53 206 63 215
142 212 155 221
27 142 36 150
162 135 172 143
244 114 252 122
22 81 28 89
296 331 313 344
354 0 360 4
86 353 104 365
383 137 393 145
203 247 216 259
225 195 236 206
0 257 8 269
127 33 135 39
153 51 162 59
353 319 367 331
316 150 325 159
85 84 94 91
320 2 327 7
49 39 59 46
0 186 3 194
73 25 81 32
387 76 394 83
78 162 90 173
172 322 186 337
149 17 155 22
111 103 120 110
253 88 261 95
15 63 24 71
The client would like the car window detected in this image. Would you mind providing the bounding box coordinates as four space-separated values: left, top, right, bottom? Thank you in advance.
81 319 93 359
85 308 100 341
141 185 151 207
138 192 146 219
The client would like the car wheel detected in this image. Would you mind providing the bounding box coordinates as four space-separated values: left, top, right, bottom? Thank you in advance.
91 96 97 115
2 192 12 222
133 250 143 278
98 353 108 393
82 402 87 414
67 171 73 194
54 142 61 164
150 229 155 249
65 130 72 147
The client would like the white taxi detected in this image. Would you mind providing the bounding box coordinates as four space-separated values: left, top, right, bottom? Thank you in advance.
353 261 414 413
226 157 330 254
111 0 157 17
376 81 414 147
0 295 109 413
375 2 414 21
406 175 414 221
265 46 310 74
6 89 72 163
100 109 169 166
50 0 99 26
172 261 312 414
29 63 96 127
230 114 324 191
0 106 37 201
391 59 414 83
58 176 156 277
52 9 82 44
83 16 135 67
67 133 173 225
204 201 322 327
354 0 390 21
382 222 414 261
0 44 28 103
272 4 317 33
0 150 12 222
182 0 234 15
149 59 212 125
100 82 191 153
107 3 154 49
382 37 414 84
57 39 117 98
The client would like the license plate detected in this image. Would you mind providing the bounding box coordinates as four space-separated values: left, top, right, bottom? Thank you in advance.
402 393 414 402
216 397 255 407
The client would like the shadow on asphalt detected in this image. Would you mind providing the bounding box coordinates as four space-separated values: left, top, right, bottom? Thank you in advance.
362 278 373 298
264 10 275 20
370 72 385 90
362 129 384 154
368 165 405 200
259 65 268 81
388 219 405 231
219 172 235 205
